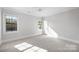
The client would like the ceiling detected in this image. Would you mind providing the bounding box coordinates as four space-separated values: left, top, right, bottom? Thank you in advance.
4 7 77 17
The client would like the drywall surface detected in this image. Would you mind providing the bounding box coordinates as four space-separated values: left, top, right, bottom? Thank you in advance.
2 8 41 42
0 8 1 44
46 8 79 41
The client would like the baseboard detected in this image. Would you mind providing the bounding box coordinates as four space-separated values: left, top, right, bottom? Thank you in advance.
3 34 79 45
59 36 79 44
2 34 40 44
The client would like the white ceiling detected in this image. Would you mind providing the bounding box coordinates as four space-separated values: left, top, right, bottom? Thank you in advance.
4 7 77 17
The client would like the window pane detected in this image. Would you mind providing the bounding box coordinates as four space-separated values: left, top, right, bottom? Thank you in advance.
6 16 17 32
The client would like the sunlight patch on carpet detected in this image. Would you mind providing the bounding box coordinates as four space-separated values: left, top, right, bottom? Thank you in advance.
14 42 48 52
14 42 32 51
24 46 48 52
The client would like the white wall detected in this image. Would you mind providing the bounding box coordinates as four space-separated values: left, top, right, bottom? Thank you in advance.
0 8 2 44
46 8 79 42
2 8 41 43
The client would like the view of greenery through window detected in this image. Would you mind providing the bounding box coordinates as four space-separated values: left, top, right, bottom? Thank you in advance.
6 16 17 31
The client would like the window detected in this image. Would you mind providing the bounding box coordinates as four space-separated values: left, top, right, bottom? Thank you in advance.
6 16 17 32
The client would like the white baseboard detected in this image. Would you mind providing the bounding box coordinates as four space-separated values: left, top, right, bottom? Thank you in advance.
2 34 79 45
59 36 79 44
2 34 40 44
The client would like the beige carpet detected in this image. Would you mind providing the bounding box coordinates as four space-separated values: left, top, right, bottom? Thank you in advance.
0 35 79 52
